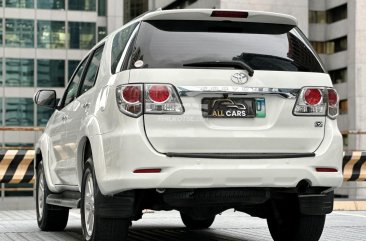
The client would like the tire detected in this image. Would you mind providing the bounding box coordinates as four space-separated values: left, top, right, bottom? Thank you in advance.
36 162 69 231
81 159 130 241
267 200 326 241
180 212 215 230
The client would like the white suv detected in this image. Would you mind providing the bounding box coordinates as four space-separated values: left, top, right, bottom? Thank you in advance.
34 9 343 241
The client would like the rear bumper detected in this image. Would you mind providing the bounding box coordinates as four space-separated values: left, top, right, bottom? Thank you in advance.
94 118 343 195
162 187 334 215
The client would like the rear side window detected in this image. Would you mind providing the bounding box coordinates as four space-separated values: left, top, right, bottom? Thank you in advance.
128 20 324 73
80 45 104 94
111 23 138 74
63 59 87 106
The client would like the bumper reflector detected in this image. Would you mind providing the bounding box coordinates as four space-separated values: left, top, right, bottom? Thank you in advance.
133 169 161 173
316 167 338 173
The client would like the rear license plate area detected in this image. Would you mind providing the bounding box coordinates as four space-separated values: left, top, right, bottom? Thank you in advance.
202 98 257 118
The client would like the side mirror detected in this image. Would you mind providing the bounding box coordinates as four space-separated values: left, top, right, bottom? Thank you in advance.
34 90 57 109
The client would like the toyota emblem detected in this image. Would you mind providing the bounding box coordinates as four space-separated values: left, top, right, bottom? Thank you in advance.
231 73 249 85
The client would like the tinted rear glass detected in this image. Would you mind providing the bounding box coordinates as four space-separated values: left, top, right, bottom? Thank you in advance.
128 20 324 73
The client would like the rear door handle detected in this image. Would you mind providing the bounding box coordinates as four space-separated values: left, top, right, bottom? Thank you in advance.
82 102 90 109
62 115 68 121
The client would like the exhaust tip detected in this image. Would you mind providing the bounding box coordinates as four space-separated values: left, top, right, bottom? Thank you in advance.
297 179 311 194
156 188 166 194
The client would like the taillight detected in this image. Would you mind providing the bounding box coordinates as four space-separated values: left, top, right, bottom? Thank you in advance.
327 89 338 106
116 84 143 117
293 87 339 119
145 84 184 114
116 84 184 117
122 86 141 103
148 85 170 103
327 88 339 119
304 89 322 106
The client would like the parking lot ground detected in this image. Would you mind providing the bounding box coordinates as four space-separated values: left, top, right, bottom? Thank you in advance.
0 209 365 241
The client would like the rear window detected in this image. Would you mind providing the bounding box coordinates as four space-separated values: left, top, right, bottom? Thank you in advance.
127 20 324 73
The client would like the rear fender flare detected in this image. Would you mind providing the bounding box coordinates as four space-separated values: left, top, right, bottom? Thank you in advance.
77 116 106 193
36 133 60 193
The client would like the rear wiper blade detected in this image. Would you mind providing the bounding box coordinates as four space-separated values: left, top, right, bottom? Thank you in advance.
183 61 254 77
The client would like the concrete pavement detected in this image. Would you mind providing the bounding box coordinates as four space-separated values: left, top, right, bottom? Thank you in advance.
0 209 365 241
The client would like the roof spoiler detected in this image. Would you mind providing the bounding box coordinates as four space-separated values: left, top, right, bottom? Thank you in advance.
141 9 298 26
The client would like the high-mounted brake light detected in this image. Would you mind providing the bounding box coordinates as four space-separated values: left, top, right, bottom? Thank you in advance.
293 87 339 119
211 11 248 18
116 84 184 118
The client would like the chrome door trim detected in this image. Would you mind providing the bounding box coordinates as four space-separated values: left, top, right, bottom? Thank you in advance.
176 86 300 99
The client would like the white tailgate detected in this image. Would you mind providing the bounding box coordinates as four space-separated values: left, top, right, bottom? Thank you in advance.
129 69 332 154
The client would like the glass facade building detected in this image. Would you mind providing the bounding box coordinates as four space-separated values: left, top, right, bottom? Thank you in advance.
5 59 34 87
5 98 34 126
68 0 96 11
0 0 131 149
6 0 34 8
38 0 65 9
69 22 96 49
37 60 65 87
37 21 66 49
5 19 34 48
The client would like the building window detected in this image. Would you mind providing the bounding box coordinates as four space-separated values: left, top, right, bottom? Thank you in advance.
334 36 347 52
37 106 54 126
339 99 348 115
311 36 347 54
0 19 2 47
309 10 326 24
5 19 34 48
0 58 2 86
97 26 107 41
342 134 348 148
37 20 65 48
309 4 347 24
5 58 34 87
329 68 347 84
68 0 96 11
327 4 347 23
68 60 80 80
98 0 106 16
37 60 65 87
163 0 198 9
5 98 34 126
69 22 96 49
37 0 64 9
123 0 148 23
0 98 2 126
5 0 34 8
